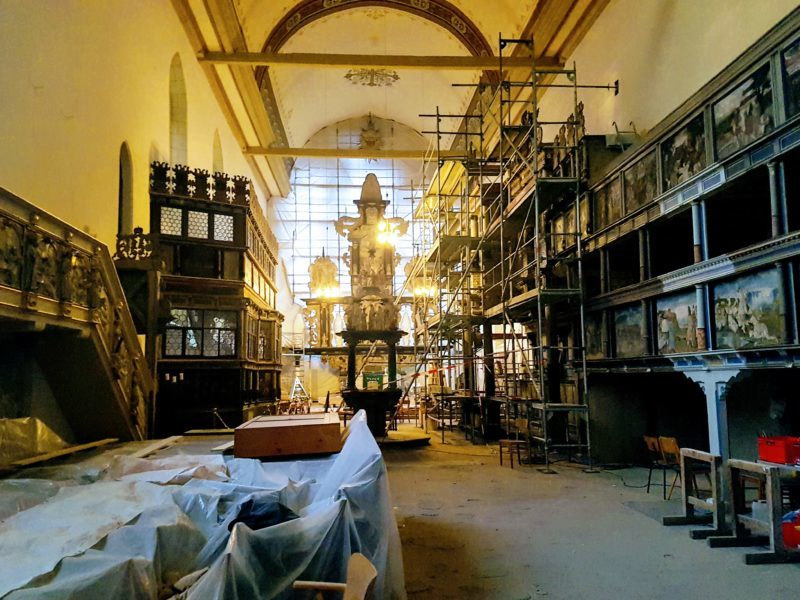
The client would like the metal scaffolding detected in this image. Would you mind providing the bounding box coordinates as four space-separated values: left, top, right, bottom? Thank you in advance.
408 34 616 469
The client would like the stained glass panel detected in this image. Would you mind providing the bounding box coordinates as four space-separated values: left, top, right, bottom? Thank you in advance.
160 206 182 236
187 210 208 238
214 213 234 242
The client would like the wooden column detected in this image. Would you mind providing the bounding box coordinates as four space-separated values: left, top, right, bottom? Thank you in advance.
691 201 704 263
599 248 608 294
483 320 496 397
388 343 398 390
768 161 784 238
638 228 649 281
695 284 708 351
347 343 357 390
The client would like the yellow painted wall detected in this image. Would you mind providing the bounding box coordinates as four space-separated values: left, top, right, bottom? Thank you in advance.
538 0 798 138
0 0 297 314
0 2 250 240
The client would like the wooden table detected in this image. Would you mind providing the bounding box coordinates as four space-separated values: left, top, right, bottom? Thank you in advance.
662 448 729 539
707 458 800 564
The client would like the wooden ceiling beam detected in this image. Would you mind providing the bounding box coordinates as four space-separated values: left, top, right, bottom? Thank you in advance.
244 147 463 160
200 51 563 71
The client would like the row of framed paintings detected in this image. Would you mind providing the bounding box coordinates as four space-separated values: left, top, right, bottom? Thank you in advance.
585 267 786 359
592 36 800 232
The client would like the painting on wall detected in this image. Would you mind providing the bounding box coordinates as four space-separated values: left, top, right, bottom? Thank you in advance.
593 177 622 231
585 311 604 359
614 303 645 358
579 197 590 235
552 213 565 254
713 63 773 160
713 268 784 349
784 37 800 119
656 290 698 354
623 151 657 214
662 113 706 191
564 204 576 236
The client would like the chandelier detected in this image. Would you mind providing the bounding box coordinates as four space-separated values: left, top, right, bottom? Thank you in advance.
344 68 400 87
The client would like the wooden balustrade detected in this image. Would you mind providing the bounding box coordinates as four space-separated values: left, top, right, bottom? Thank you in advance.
0 187 152 440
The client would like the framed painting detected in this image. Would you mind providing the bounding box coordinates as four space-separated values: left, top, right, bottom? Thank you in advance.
623 151 657 214
593 184 608 231
713 268 784 349
585 311 604 359
594 177 622 231
656 290 698 354
553 213 565 254
713 63 773 160
784 37 800 119
614 303 645 358
661 113 706 191
564 204 576 250
579 197 590 235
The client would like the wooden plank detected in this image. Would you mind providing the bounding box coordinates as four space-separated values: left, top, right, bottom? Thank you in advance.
129 435 183 459
12 438 118 467
184 428 235 435
200 51 561 71
212 440 234 452
234 413 342 458
681 447 715 461
728 458 770 474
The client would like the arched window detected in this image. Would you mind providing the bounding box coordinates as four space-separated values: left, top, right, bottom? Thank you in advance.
118 142 133 235
169 54 187 165
212 129 224 173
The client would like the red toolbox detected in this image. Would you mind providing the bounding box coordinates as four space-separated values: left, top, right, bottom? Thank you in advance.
783 510 800 549
758 436 800 465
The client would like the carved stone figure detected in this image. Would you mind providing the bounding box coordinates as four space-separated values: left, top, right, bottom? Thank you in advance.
303 306 320 346
110 304 130 384
60 250 76 302
0 219 22 287
576 101 586 140
22 232 59 298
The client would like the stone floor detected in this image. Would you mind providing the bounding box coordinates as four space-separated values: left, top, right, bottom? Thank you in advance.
383 425 800 600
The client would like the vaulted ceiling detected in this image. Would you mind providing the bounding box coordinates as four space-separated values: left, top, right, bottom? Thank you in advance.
172 0 609 198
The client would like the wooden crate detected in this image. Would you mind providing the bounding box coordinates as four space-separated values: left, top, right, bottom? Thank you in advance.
234 413 342 458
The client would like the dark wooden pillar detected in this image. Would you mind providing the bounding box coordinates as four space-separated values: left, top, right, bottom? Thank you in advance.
388 342 398 389
483 320 496 397
347 343 357 390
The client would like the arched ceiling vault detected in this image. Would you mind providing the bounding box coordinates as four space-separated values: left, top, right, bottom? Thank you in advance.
262 0 494 57
172 0 611 199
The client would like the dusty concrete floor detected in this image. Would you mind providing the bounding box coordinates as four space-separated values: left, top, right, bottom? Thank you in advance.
383 426 800 600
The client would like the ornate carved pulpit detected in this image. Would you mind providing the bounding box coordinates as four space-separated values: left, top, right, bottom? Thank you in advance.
336 173 407 436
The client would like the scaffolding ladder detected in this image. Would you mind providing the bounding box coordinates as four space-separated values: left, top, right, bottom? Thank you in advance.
489 35 592 472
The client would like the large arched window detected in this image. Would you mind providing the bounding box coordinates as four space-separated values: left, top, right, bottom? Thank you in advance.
169 54 188 165
275 115 426 299
118 142 133 234
212 129 224 173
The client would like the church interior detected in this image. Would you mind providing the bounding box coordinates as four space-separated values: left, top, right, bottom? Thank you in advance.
3 1 800 598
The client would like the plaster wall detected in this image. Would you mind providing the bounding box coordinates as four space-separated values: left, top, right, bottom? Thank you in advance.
537 0 799 140
0 0 296 315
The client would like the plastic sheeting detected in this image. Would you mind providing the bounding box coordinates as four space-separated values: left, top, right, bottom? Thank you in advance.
0 411 406 599
0 417 69 465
